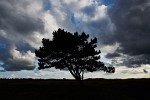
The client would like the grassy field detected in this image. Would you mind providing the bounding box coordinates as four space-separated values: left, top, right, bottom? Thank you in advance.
0 78 150 100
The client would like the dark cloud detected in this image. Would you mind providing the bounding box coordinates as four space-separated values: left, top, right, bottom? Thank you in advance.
0 36 35 71
16 43 34 53
0 0 44 71
105 0 150 67
0 0 44 35
2 56 35 71
2 0 150 71
122 55 150 67
105 52 121 58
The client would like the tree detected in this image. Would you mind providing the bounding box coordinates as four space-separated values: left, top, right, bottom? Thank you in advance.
35 29 115 82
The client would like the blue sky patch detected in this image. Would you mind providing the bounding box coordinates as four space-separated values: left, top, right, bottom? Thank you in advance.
71 14 77 25
71 14 80 25
43 0 51 11
0 43 6 49
102 0 113 5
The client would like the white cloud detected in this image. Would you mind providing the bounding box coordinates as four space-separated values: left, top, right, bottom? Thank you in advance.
100 43 119 54
91 5 107 21
0 30 7 38
63 0 92 10
42 11 59 38
10 46 35 63
26 32 45 49
62 0 107 22
5 45 36 70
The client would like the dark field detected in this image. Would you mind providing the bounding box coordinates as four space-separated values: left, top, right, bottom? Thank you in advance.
0 79 150 100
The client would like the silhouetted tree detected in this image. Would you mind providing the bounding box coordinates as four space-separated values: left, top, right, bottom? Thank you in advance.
35 29 115 82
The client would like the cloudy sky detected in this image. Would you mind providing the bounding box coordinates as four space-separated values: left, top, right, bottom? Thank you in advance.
0 0 150 79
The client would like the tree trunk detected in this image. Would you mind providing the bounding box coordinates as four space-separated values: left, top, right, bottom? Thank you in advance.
81 71 84 81
74 75 84 86
68 67 83 86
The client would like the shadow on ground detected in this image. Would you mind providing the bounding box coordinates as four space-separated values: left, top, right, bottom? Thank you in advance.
0 78 150 100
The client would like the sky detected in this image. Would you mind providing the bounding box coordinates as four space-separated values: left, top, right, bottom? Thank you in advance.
0 0 150 79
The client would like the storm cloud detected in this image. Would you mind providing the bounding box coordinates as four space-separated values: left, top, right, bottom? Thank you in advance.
0 0 44 70
1 0 150 71
0 0 44 35
105 0 150 67
0 0 112 71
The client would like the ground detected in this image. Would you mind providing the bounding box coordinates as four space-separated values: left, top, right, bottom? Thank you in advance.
0 78 150 100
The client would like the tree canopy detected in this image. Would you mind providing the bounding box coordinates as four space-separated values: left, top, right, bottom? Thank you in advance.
35 29 115 81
